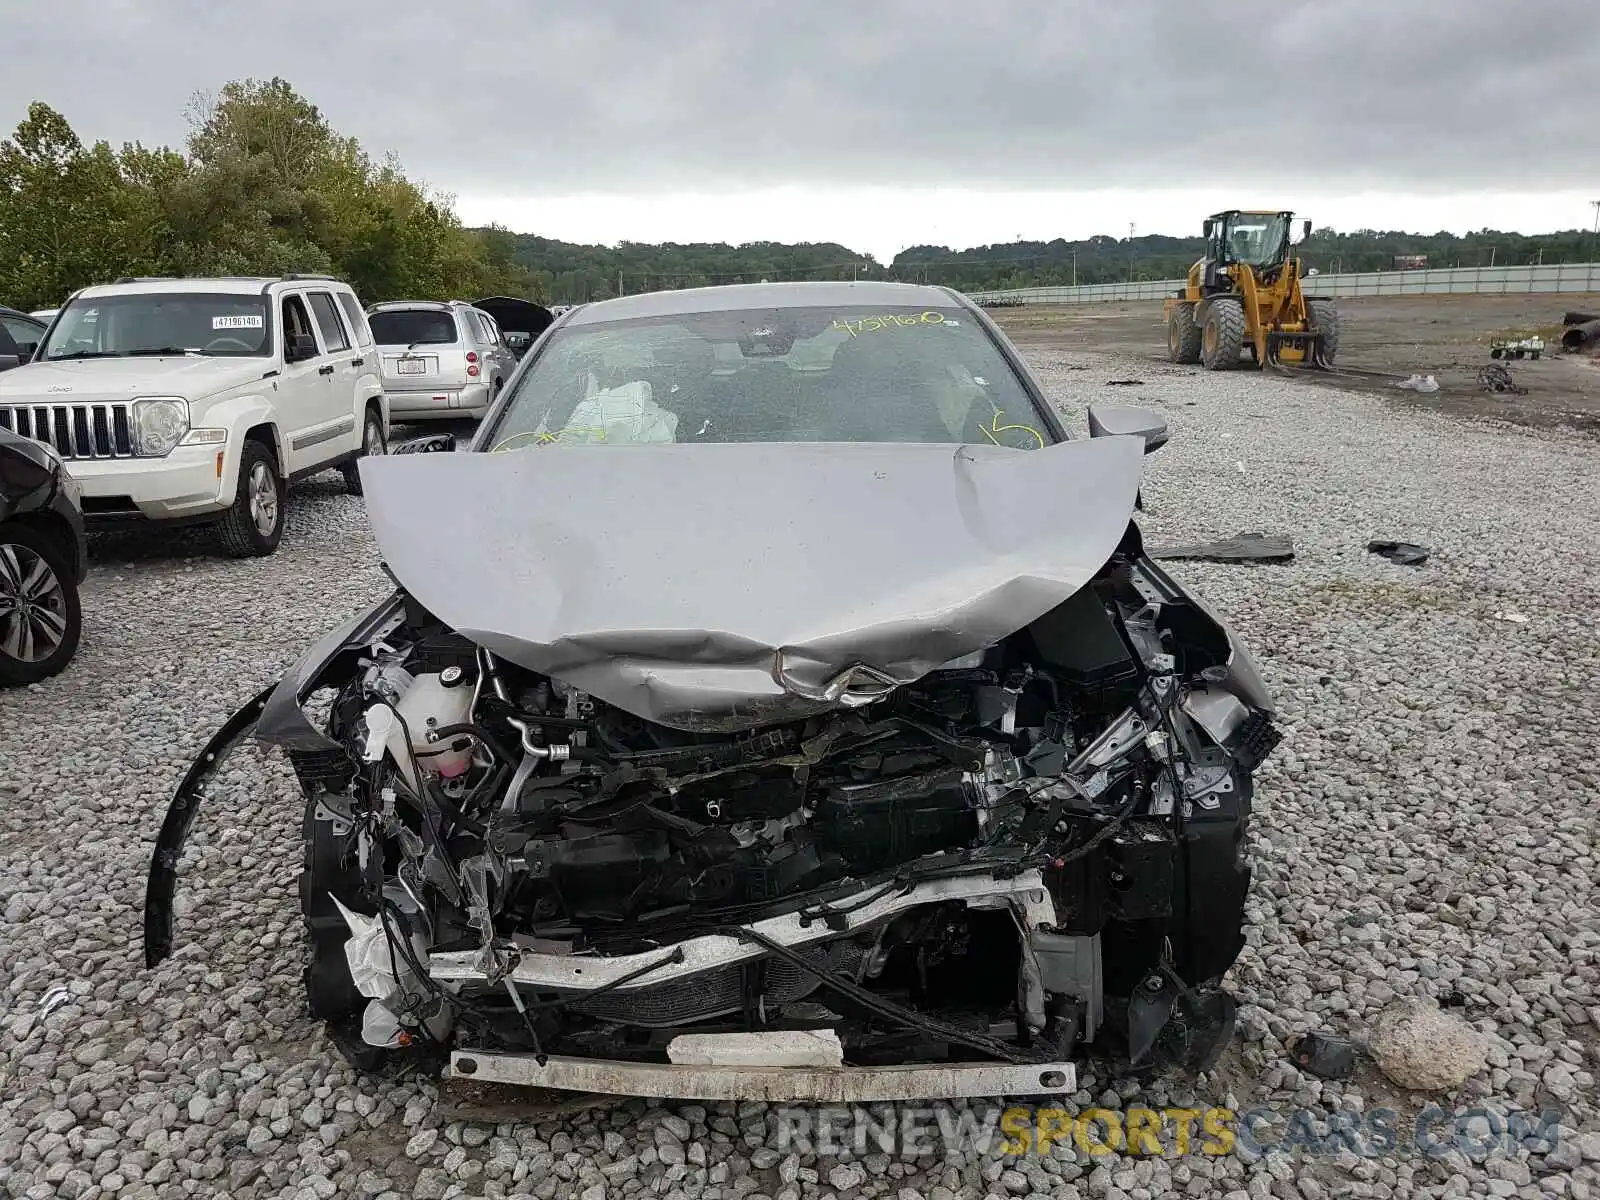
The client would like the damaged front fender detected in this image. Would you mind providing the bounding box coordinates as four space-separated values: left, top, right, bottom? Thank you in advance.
255 592 406 752
142 685 275 967
143 592 404 968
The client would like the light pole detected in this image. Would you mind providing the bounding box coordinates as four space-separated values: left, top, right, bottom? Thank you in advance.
1127 223 1136 283
1590 200 1599 262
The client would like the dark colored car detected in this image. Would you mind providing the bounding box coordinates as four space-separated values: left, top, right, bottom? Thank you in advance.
145 282 1280 1101
473 295 553 361
0 307 48 372
0 426 87 684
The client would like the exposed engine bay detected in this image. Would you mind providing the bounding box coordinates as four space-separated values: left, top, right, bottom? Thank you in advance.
143 526 1280 1088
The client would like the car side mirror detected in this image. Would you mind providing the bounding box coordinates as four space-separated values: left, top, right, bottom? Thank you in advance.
1087 403 1169 454
0 354 19 372
285 333 318 363
1202 219 1214 238
392 432 456 455
1302 219 1312 241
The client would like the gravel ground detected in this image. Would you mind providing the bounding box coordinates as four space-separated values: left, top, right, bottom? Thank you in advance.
2 365 1598 1200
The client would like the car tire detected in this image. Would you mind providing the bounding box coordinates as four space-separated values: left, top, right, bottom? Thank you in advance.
0 522 82 686
1167 304 1202 364
1200 298 1246 370
1308 299 1340 365
342 407 386 497
217 439 285 558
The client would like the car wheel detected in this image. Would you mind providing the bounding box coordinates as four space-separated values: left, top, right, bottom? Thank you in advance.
217 439 285 558
0 522 82 686
342 408 386 496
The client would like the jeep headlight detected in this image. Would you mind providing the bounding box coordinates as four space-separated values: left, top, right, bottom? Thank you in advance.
131 397 189 457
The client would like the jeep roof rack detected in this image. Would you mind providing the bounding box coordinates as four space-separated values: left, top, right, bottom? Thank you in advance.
111 275 283 284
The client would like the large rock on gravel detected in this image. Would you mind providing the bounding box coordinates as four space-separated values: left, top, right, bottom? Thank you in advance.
1367 999 1489 1091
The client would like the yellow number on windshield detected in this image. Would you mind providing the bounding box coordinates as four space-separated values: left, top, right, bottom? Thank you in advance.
978 410 1045 450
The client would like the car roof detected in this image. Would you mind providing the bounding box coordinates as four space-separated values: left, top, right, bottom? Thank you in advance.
564 280 962 327
0 306 43 324
72 276 351 300
367 300 470 314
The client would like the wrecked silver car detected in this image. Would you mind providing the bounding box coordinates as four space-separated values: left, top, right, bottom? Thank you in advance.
145 281 1280 1101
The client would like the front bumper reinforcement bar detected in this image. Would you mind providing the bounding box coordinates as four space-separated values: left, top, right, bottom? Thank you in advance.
446 1052 1076 1102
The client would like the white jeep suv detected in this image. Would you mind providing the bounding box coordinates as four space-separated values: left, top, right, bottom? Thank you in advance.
0 275 389 557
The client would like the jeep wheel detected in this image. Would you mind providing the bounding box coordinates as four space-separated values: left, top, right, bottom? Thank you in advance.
342 408 386 496
0 523 82 686
218 440 284 558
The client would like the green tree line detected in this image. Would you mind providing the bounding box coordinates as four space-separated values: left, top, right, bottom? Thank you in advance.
503 235 877 305
0 79 527 312
5 80 1595 311
886 225 1600 292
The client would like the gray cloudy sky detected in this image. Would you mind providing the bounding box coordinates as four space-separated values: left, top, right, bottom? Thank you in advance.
7 0 1598 256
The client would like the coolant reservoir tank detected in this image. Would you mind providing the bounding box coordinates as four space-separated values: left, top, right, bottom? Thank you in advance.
395 670 475 779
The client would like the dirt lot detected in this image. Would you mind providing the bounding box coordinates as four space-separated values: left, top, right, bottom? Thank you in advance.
991 293 1600 436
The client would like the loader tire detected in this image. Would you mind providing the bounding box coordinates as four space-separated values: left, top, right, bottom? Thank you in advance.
1308 299 1340 364
1167 304 1202 364
1200 299 1245 370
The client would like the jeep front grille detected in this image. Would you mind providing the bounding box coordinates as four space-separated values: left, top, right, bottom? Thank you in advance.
0 402 136 460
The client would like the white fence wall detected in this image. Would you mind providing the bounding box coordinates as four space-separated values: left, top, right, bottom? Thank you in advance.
968 262 1600 307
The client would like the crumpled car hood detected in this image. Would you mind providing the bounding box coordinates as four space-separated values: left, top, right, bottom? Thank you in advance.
359 437 1146 731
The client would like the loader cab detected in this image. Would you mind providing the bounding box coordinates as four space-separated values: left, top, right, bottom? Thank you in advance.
1204 210 1301 277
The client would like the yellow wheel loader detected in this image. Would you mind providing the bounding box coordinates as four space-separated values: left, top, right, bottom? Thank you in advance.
1162 210 1339 371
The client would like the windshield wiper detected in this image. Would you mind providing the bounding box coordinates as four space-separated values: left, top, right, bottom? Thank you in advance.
125 347 206 357
47 350 125 360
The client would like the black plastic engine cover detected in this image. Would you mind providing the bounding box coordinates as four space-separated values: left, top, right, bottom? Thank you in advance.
814 768 977 873
1026 586 1138 688
526 830 673 919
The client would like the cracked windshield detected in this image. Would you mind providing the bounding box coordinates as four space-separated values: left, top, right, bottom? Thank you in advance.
488 305 1051 450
